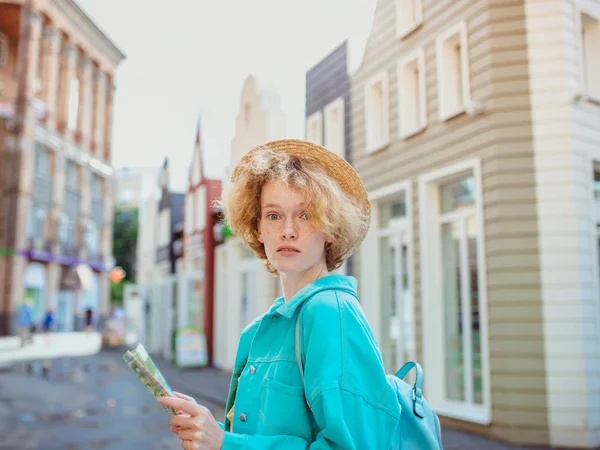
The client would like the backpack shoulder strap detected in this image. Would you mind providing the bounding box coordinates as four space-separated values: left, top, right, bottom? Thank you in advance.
294 286 359 384
295 310 305 383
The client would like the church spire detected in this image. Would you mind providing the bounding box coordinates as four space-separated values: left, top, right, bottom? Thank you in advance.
191 113 204 186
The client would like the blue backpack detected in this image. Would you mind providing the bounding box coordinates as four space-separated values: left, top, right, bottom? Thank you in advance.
386 361 443 449
295 304 443 449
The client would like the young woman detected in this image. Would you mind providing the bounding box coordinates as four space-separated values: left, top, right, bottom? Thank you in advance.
159 139 401 449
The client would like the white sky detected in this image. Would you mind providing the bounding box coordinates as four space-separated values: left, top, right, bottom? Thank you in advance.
76 0 377 192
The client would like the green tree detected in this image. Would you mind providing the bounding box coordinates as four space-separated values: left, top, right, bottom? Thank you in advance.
111 208 138 306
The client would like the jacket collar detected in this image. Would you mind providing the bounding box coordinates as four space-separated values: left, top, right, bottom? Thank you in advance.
274 274 358 319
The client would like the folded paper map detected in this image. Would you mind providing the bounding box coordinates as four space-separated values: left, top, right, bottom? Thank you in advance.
123 343 177 416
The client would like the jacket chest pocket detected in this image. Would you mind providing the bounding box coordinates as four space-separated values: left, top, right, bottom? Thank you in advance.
257 376 315 441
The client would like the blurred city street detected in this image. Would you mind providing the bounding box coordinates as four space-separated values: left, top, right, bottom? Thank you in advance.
1 0 599 447
0 337 552 450
0 341 227 450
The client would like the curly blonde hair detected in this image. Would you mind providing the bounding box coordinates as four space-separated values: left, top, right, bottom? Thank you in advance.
220 146 370 275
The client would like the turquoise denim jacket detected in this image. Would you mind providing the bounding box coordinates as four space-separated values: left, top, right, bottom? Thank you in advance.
220 274 401 449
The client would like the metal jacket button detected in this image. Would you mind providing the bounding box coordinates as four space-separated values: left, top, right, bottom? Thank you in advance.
249 366 256 374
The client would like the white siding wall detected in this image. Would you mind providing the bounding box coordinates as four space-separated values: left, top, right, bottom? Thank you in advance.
526 0 600 446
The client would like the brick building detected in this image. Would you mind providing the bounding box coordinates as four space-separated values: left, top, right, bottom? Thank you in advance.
0 0 125 334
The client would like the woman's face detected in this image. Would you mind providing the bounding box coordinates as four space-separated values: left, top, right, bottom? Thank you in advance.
258 179 329 275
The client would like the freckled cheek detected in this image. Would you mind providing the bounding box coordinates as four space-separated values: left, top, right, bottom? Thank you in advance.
259 228 278 255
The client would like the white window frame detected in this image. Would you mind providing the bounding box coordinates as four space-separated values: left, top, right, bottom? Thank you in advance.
360 181 414 351
436 22 471 121
418 158 491 425
396 0 423 39
398 48 427 139
0 32 8 67
576 4 600 102
364 71 391 154
324 97 345 158
306 111 323 145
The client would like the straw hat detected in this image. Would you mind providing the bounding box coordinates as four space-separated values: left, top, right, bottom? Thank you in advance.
231 139 371 257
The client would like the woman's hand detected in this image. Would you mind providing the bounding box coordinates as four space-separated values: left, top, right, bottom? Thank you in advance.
167 392 197 435
158 394 224 450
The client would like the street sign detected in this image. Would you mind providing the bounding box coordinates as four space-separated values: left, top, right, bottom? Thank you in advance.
175 327 208 368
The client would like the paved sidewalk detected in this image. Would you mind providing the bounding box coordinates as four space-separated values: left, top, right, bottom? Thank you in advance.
0 332 102 366
0 344 555 449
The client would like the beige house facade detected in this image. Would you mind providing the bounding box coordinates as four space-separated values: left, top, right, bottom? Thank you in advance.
352 0 600 447
212 74 286 371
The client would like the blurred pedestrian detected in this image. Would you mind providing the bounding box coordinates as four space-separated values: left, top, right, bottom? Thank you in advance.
85 307 93 332
42 308 54 345
16 299 34 347
42 308 54 332
159 139 399 449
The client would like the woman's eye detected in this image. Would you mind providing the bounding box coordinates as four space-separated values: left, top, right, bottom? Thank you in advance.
268 213 279 220
300 213 310 220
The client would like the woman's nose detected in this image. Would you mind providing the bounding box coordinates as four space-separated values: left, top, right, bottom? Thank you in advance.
281 218 297 240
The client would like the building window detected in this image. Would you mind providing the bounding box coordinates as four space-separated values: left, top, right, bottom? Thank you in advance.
84 221 99 255
91 173 102 199
398 48 427 139
306 111 323 145
324 97 345 158
0 32 8 67
57 214 74 246
436 22 471 121
419 158 490 424
34 145 50 178
27 206 47 239
67 77 79 131
365 71 390 153
579 10 600 100
396 0 423 39
378 193 415 373
66 160 78 189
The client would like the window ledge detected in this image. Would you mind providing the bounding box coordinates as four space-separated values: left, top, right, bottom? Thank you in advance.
397 21 423 40
435 403 491 425
400 125 426 140
574 92 600 107
439 107 466 122
366 140 391 155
